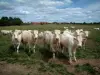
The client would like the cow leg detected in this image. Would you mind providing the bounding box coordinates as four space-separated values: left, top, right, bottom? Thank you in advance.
24 44 26 51
53 52 56 59
83 44 85 50
43 39 46 48
68 47 72 64
56 44 59 55
17 43 20 53
57 43 59 51
82 41 85 49
13 44 16 51
50 44 56 59
83 39 87 50
72 45 77 62
73 51 77 62
60 43 64 53
29 45 31 53
62 47 65 53
33 45 36 53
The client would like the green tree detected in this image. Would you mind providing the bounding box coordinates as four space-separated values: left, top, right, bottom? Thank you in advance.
13 17 23 25
0 16 9 26
0 16 23 26
8 17 13 25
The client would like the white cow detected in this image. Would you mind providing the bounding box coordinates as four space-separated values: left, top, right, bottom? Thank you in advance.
53 30 62 54
21 30 36 53
84 31 89 37
39 30 60 59
38 30 83 63
12 30 38 53
81 30 90 49
60 31 83 64
43 31 55 58
38 31 44 39
94 28 100 30
71 26 75 29
64 26 68 29
32 30 38 40
12 30 22 53
60 29 83 53
53 30 61 43
1 30 12 35
31 30 39 53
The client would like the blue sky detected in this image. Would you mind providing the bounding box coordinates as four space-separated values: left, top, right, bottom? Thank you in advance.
0 0 100 22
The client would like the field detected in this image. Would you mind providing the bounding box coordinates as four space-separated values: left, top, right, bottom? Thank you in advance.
0 24 100 75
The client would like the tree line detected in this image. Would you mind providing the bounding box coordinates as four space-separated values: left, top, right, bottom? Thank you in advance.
0 16 23 26
0 16 100 26
52 22 100 25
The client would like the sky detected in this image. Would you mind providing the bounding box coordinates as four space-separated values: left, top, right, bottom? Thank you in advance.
0 0 100 23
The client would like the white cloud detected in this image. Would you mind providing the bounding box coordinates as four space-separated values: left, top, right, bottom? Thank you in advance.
88 16 92 19
20 10 30 14
0 0 100 22
40 0 64 6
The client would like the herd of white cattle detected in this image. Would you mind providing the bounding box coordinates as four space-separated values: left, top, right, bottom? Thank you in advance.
0 27 91 64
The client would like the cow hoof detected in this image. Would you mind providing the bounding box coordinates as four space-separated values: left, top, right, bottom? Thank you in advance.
68 61 73 64
73 59 77 62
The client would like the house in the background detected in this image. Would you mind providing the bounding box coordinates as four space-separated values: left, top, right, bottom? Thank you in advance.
32 22 48 25
32 22 40 25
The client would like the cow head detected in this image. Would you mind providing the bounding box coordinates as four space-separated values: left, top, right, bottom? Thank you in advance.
76 31 83 47
38 32 44 39
54 30 61 41
84 31 89 37
32 30 39 40
74 29 83 47
13 30 22 40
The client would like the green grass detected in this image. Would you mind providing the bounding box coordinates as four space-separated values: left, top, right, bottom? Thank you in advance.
75 63 100 75
0 24 100 59
38 62 73 75
0 24 100 30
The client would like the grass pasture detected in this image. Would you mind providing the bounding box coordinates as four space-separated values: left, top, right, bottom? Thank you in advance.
0 24 100 75
0 24 99 30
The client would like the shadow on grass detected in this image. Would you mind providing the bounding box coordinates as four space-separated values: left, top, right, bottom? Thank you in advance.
38 46 69 63
75 63 100 75
3 44 70 65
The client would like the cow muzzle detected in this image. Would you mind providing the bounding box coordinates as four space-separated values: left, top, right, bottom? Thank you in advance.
55 38 59 41
34 38 37 40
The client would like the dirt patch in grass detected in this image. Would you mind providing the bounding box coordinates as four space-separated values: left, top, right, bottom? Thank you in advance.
0 59 100 75
48 58 100 75
0 61 30 75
